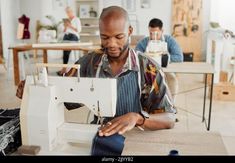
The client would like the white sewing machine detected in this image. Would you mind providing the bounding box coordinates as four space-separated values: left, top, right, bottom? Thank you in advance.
20 64 117 155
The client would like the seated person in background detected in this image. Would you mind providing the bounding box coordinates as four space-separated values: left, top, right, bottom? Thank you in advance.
135 18 183 101
57 6 82 76
67 6 176 136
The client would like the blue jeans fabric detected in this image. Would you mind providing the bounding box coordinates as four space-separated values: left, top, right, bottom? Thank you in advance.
63 33 79 64
91 133 125 156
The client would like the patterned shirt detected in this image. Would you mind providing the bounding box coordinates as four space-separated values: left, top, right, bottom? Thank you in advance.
75 48 176 114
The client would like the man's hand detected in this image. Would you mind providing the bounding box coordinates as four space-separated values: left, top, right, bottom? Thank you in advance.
98 112 144 137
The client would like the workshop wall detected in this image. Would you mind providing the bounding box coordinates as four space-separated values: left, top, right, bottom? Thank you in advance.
102 0 211 60
0 0 21 59
137 0 211 61
210 0 235 33
20 0 76 42
0 0 212 60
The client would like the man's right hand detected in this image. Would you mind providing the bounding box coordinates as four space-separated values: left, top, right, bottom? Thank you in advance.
98 112 143 137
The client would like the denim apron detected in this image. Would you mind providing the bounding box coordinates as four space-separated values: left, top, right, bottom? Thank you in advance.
91 51 142 156
95 50 142 117
112 71 142 116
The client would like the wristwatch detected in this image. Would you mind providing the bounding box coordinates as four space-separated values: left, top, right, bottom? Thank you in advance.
136 110 150 126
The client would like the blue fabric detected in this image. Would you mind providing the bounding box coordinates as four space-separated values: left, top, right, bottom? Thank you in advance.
168 150 179 156
91 133 125 156
135 35 184 62
63 33 79 64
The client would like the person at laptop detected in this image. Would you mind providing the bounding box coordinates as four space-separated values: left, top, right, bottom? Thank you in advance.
57 6 82 76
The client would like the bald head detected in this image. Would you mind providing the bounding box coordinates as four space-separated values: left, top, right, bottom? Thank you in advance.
99 6 130 30
98 6 133 59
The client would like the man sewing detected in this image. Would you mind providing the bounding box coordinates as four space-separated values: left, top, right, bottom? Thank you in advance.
67 7 176 137
15 6 176 156
135 18 183 101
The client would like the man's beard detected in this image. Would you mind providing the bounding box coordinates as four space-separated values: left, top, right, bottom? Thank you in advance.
101 41 129 59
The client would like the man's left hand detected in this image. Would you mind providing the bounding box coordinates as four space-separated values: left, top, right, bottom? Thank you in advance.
98 112 142 137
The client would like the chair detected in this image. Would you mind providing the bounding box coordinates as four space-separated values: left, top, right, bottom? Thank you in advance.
7 44 30 81
130 35 145 48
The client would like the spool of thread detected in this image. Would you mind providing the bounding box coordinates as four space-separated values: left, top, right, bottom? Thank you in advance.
77 65 80 82
168 150 179 156
39 67 48 87
162 54 169 68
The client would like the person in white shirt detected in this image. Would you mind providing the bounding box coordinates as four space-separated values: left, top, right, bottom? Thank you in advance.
58 6 82 76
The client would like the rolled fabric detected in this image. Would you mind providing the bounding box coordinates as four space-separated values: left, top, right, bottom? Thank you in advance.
91 132 125 156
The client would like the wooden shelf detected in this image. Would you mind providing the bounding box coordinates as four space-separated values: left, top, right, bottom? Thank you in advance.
77 0 98 2
82 25 99 28
80 17 98 20
77 0 100 44
80 33 99 37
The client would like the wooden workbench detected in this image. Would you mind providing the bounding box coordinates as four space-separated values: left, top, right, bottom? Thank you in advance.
123 129 227 155
10 43 101 85
163 62 215 131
